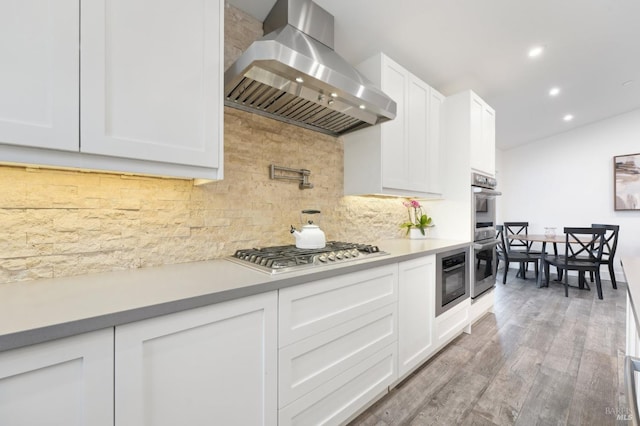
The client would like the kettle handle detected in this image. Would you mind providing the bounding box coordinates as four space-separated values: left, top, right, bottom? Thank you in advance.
301 209 321 214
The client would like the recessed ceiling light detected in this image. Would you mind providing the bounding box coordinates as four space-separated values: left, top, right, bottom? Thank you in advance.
295 77 304 83
563 114 574 122
549 87 560 97
359 105 366 110
528 45 544 58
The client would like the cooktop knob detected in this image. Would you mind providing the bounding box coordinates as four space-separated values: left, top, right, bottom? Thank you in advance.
327 252 336 261
318 254 328 263
350 249 360 257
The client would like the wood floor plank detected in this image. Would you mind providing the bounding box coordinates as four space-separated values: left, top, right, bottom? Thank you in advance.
472 345 546 426
540 317 587 377
513 366 576 425
566 348 618 425
369 345 475 425
348 276 627 426
406 370 490 426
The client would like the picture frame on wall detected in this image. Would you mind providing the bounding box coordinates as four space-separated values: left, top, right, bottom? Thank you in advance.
614 153 640 210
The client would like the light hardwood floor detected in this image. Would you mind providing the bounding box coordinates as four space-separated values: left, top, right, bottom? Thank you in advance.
349 268 628 425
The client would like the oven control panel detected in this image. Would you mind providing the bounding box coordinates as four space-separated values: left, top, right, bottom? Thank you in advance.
471 172 497 189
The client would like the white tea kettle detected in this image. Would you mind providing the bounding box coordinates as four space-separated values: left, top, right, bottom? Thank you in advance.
290 210 326 249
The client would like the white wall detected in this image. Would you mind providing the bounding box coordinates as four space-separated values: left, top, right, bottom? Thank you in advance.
500 108 640 282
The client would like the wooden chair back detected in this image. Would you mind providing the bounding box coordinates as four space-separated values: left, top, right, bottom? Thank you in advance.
592 224 620 263
504 221 531 251
496 225 509 260
563 227 606 262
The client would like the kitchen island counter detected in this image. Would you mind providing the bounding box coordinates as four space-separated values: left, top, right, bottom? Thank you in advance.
623 257 640 332
0 238 469 352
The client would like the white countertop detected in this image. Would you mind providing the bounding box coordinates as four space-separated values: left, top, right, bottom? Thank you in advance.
0 238 469 352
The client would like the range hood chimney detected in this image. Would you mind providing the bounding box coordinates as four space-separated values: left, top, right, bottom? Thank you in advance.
224 0 396 136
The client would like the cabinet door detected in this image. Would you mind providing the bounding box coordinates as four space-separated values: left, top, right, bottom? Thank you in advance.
81 0 223 168
406 75 430 193
0 0 79 151
469 95 484 173
381 56 408 190
427 89 444 194
0 329 114 426
398 256 436 377
115 292 277 426
482 105 496 176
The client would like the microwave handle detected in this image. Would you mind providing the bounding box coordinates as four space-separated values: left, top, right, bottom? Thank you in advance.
443 263 465 273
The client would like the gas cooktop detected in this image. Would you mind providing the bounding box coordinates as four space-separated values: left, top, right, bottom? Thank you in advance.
228 241 388 274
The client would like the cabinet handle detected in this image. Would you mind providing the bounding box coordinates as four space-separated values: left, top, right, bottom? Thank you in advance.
443 263 465 273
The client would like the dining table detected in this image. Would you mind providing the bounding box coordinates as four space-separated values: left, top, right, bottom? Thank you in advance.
509 233 566 288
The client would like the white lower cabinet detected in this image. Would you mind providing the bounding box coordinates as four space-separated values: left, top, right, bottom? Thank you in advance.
0 328 114 426
114 291 278 426
397 255 436 378
279 344 396 426
278 265 399 425
435 298 471 348
627 294 640 357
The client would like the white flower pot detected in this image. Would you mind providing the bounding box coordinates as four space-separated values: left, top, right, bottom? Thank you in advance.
408 227 429 239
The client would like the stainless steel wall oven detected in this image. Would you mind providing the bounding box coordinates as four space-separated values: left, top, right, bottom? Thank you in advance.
471 172 501 299
436 246 470 316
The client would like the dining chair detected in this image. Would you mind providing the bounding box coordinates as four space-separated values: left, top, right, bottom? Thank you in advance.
589 224 620 289
544 227 606 299
503 221 542 278
496 225 539 284
503 221 541 254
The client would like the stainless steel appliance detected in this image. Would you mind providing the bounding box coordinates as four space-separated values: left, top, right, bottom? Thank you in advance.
436 246 470 316
229 241 388 274
471 172 501 299
224 0 396 136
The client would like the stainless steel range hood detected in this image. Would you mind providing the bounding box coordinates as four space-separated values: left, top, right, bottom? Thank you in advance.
224 0 396 136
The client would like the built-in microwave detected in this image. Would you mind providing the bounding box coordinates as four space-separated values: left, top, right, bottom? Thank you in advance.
435 246 470 317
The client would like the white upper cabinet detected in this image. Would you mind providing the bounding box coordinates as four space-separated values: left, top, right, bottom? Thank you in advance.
448 90 496 176
0 0 79 151
0 0 223 180
81 0 222 169
344 53 443 197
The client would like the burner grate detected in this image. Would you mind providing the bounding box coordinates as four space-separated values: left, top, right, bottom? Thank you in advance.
230 241 386 274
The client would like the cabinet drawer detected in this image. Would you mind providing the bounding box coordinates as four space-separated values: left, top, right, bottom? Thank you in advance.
436 298 470 345
279 264 398 347
279 343 396 426
279 303 396 407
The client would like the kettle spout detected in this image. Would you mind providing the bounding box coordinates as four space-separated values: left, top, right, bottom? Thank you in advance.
290 225 301 238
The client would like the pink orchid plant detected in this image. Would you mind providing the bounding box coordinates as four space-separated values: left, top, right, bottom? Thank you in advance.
400 199 433 236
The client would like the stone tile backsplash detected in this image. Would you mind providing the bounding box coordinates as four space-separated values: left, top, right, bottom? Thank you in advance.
0 4 409 283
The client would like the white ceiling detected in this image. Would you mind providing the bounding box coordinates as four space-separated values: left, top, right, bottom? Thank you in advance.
227 0 640 150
